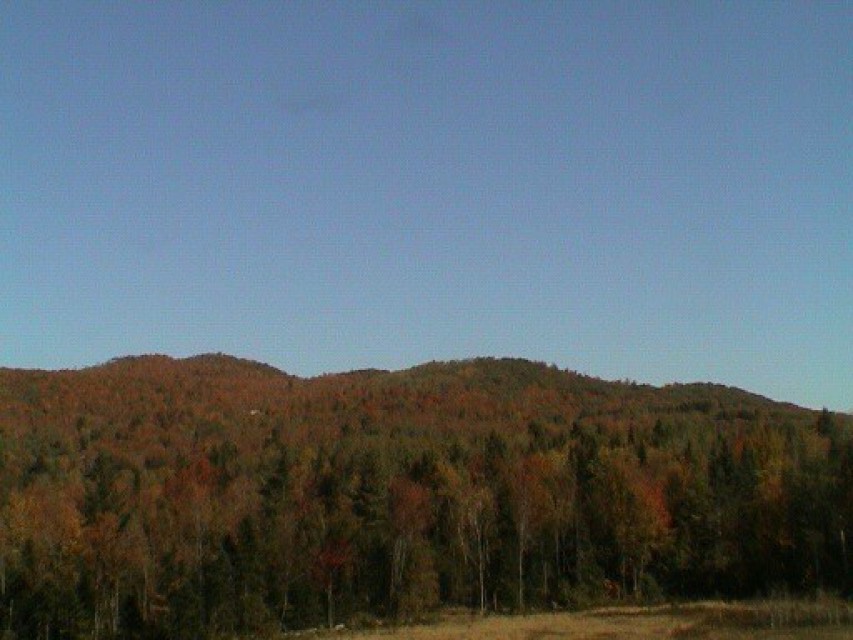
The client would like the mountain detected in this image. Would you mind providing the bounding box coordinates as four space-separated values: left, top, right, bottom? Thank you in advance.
0 355 849 637
0 354 831 450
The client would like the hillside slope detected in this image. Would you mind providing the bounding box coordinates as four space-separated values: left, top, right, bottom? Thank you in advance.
0 355 849 638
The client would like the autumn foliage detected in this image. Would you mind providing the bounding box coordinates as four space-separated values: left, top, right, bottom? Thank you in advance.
0 354 850 638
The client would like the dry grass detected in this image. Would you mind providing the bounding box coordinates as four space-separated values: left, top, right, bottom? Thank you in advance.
284 600 853 640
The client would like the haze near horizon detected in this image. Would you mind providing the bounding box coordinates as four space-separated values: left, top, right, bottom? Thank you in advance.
2 2 850 411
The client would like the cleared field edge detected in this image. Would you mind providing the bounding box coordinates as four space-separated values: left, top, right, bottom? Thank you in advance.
282 600 853 639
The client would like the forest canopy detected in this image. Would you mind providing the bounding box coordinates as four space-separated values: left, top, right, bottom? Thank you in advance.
0 355 850 639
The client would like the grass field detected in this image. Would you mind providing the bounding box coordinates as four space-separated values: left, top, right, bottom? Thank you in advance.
291 600 853 640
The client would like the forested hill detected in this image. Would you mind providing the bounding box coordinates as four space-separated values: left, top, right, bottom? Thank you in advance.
0 354 824 447
0 355 850 639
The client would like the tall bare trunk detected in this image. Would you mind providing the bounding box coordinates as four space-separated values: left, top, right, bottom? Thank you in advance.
281 591 290 631
477 533 485 615
111 581 120 634
142 564 149 624
390 536 407 608
518 533 525 611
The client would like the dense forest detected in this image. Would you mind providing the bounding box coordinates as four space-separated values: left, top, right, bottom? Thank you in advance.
0 354 850 639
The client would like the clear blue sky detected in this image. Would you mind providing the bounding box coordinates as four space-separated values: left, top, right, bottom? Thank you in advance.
2 2 851 410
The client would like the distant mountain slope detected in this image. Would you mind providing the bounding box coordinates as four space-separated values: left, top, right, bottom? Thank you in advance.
0 354 832 432
0 354 839 464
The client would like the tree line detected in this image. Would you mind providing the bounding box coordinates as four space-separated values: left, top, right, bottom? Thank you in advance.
0 355 850 638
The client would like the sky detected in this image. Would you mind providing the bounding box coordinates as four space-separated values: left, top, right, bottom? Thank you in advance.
2 2 851 411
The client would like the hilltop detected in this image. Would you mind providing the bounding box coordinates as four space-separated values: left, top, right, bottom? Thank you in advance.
0 353 826 439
